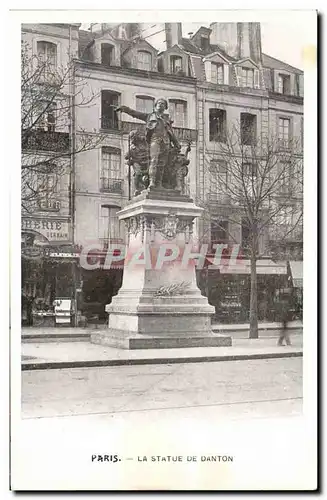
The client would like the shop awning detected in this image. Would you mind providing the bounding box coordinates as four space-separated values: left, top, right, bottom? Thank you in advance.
290 261 303 287
206 258 287 275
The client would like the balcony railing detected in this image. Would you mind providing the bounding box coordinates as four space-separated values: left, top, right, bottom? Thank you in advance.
37 199 61 212
277 138 291 150
208 240 230 253
269 224 303 242
22 130 69 152
100 178 123 194
207 193 231 205
120 121 197 141
100 117 120 131
100 238 125 250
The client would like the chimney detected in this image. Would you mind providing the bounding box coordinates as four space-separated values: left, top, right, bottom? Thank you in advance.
210 23 239 58
209 22 262 63
165 23 182 49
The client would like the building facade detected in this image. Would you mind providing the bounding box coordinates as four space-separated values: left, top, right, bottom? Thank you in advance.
21 21 303 325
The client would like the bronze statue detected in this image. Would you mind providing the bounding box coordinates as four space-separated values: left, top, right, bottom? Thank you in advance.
166 140 191 192
116 98 181 189
125 130 149 196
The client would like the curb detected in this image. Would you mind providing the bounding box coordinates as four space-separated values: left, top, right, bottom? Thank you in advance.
21 350 303 371
22 334 90 343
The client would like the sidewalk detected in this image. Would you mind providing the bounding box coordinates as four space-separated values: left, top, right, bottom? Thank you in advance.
212 320 302 332
21 320 303 342
21 334 303 371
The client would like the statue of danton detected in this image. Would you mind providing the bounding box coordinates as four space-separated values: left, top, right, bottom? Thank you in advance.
116 98 190 194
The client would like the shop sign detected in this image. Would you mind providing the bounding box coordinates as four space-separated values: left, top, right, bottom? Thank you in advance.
48 252 79 258
21 217 70 242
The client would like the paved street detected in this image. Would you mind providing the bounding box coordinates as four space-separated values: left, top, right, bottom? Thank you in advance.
22 357 302 420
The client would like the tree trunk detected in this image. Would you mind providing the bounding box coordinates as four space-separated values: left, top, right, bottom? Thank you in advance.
249 255 258 338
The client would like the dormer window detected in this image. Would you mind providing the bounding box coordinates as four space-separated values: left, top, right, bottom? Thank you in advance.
240 67 254 87
170 55 183 74
137 50 152 71
101 43 114 66
211 63 224 84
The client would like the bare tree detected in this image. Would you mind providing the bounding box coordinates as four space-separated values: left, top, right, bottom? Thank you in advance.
199 122 303 338
21 41 106 213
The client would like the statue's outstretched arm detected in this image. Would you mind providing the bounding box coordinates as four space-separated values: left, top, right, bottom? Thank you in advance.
115 105 148 122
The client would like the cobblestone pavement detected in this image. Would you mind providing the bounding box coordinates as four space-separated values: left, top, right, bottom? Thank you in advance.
22 357 302 420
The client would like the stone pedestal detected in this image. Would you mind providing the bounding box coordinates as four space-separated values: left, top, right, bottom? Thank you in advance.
91 189 231 349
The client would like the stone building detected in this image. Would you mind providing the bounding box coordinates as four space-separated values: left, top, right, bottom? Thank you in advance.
21 23 81 325
21 21 303 325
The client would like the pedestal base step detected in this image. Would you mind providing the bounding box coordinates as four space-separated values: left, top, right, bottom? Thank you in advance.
91 330 232 350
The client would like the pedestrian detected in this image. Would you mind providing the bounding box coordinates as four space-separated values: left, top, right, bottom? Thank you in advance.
277 292 292 346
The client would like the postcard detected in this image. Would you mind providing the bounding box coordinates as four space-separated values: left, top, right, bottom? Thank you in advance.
9 8 317 491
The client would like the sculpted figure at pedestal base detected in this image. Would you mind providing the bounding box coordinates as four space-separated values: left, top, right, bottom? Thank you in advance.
125 130 149 196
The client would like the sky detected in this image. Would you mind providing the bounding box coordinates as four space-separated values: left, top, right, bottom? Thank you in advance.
81 22 305 69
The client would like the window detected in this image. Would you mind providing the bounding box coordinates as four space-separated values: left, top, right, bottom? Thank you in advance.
240 113 257 145
242 162 257 177
276 207 293 226
242 162 257 197
169 100 187 128
278 117 291 148
137 50 152 71
101 43 114 66
211 220 229 244
136 96 154 114
101 91 120 130
211 63 224 84
277 161 292 194
37 172 60 211
240 67 254 87
37 41 57 77
99 205 120 241
209 160 227 200
36 101 56 132
170 55 183 74
277 73 291 94
101 147 122 192
209 109 227 142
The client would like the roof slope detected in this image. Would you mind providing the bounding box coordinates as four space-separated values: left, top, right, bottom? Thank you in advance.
262 53 303 74
179 37 236 62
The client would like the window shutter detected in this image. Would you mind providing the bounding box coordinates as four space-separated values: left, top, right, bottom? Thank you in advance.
235 66 242 86
254 69 260 89
298 74 304 97
262 68 272 90
223 64 229 85
273 70 279 92
290 73 296 96
204 60 211 82
99 205 106 240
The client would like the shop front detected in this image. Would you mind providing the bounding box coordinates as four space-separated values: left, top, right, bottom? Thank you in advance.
289 260 303 319
21 215 80 327
198 258 291 324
